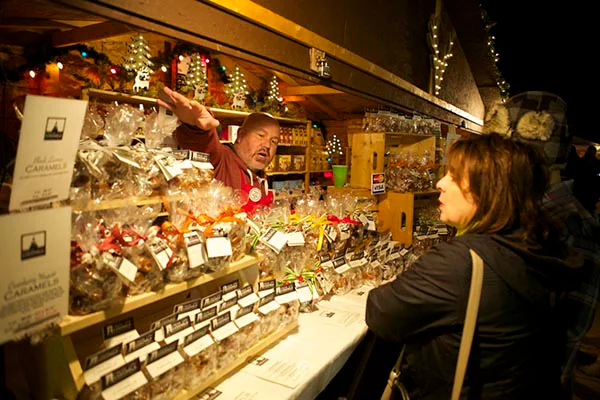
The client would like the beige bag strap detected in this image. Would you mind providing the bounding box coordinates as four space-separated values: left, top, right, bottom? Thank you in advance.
451 249 484 400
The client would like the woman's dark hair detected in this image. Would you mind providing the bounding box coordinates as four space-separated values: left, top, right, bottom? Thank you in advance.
446 133 555 244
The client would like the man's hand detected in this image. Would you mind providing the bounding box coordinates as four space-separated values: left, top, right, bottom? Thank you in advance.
157 87 219 130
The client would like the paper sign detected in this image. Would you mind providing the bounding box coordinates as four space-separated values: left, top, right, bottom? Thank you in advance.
371 172 386 195
10 95 87 211
0 207 70 345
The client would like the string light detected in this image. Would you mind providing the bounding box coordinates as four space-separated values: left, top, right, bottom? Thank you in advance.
481 6 510 99
161 65 168 72
28 70 36 78
327 134 343 157
110 67 118 74
57 62 64 70
266 75 283 102
428 17 455 96
225 65 249 109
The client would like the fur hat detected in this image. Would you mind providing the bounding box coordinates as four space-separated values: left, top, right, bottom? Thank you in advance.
483 91 570 165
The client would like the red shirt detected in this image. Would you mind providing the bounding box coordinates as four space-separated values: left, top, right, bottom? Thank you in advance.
173 123 272 212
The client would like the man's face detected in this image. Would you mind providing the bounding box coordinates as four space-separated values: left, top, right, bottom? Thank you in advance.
236 124 280 171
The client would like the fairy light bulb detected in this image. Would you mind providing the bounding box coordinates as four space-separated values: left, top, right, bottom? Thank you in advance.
57 62 64 70
28 70 36 78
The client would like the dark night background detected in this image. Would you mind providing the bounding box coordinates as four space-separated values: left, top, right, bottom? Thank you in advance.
481 1 596 144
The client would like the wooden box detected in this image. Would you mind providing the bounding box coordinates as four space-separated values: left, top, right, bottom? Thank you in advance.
349 132 385 189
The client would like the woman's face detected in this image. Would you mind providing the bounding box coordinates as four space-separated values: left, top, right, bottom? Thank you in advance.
436 172 477 229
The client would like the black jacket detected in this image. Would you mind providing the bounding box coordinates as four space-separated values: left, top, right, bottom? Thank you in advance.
366 233 580 399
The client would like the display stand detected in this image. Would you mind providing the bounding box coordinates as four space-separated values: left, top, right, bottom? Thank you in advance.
173 321 298 400
21 254 303 400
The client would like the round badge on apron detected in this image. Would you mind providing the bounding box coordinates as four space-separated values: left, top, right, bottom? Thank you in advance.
248 187 262 203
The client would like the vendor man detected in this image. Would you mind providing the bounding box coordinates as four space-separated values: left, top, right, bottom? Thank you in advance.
158 87 280 207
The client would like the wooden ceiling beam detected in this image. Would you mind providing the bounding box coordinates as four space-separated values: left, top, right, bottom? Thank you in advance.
274 72 340 119
280 85 343 96
281 95 306 102
0 18 72 29
52 21 133 47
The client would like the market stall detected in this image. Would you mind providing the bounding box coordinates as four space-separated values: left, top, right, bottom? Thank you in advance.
0 1 495 399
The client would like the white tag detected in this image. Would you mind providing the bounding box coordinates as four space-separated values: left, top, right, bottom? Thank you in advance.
124 342 161 363
275 291 299 305
184 231 207 268
190 160 214 170
164 326 195 345
101 371 147 400
222 291 238 302
367 218 376 231
147 239 173 270
258 301 280 315
399 248 409 256
183 334 214 357
104 331 140 350
178 309 200 322
177 159 193 170
259 228 288 253
258 289 275 298
83 355 125 386
234 312 259 329
340 230 350 241
296 286 313 303
145 351 185 379
325 226 337 241
371 260 382 269
238 293 260 308
211 322 239 341
286 231 305 247
206 236 233 258
246 219 261 234
108 256 138 284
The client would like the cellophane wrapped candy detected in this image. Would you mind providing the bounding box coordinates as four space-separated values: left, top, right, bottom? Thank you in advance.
181 326 217 390
69 211 125 315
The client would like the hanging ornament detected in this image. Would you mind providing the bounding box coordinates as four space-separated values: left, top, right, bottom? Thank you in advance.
124 33 154 92
224 64 248 110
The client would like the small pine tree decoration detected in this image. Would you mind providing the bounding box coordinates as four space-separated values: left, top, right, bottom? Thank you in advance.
187 53 208 101
224 64 248 109
327 134 343 164
266 75 282 102
124 34 154 92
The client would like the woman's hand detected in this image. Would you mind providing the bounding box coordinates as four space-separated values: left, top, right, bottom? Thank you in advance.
157 86 219 130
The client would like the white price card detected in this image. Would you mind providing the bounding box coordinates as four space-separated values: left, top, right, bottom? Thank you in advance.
9 95 87 211
259 228 287 253
206 236 233 258
184 231 207 268
0 207 70 345
286 231 305 247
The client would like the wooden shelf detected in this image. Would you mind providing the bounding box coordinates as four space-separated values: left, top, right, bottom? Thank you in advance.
310 169 332 173
82 89 307 123
277 143 307 147
59 255 260 336
82 88 158 106
173 321 298 400
266 170 306 176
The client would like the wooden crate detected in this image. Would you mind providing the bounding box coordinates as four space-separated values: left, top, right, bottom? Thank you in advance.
349 132 385 189
378 190 439 246
378 191 414 245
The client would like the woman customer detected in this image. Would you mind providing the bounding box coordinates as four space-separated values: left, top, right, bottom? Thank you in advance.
366 133 581 399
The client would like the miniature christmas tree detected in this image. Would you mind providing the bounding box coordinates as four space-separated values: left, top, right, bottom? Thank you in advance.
187 53 208 101
327 134 343 164
224 64 248 109
266 75 282 102
124 34 154 92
